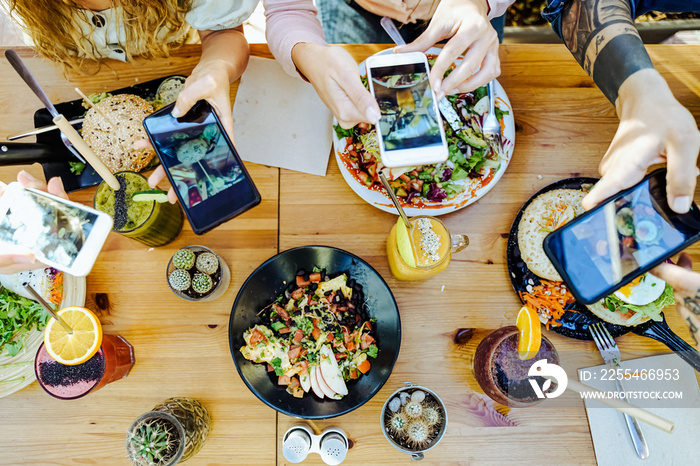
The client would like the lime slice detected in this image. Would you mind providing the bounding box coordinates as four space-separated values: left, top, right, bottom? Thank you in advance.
132 190 168 203
395 218 416 268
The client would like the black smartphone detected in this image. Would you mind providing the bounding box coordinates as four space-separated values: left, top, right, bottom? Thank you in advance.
544 168 700 304
143 101 261 235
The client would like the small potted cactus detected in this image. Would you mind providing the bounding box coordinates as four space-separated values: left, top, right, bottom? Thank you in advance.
166 245 231 302
126 411 185 466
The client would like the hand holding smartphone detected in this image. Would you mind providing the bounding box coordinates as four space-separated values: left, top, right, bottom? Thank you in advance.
544 169 700 304
0 183 113 276
365 51 448 168
142 100 261 235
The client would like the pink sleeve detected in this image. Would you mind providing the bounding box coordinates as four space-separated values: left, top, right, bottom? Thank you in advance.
263 0 328 77
486 0 514 19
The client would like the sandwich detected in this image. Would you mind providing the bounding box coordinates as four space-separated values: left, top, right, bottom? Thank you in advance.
586 273 675 326
82 94 155 173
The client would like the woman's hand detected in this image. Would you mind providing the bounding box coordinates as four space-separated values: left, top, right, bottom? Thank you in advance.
394 0 500 100
652 253 700 348
0 171 68 275
583 69 700 213
292 43 380 129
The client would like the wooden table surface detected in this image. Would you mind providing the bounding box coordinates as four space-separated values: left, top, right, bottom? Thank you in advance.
0 43 699 465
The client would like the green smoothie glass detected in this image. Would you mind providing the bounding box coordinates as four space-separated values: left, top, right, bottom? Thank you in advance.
93 171 183 247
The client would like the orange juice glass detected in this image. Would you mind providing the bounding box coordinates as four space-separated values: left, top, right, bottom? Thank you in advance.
386 215 468 281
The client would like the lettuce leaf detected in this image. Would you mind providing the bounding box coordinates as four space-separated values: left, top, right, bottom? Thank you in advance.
601 284 675 323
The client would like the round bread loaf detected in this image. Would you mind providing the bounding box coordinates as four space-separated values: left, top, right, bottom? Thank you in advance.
82 94 155 173
518 189 586 281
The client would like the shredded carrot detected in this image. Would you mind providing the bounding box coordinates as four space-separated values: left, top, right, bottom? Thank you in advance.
518 280 576 329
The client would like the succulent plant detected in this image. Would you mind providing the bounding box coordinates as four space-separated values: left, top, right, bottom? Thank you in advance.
406 420 431 449
404 401 423 418
172 248 195 270
126 418 179 466
387 411 408 435
169 269 191 291
196 252 219 275
192 273 213 294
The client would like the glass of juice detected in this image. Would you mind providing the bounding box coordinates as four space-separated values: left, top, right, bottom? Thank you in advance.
472 326 559 407
35 333 135 400
386 215 469 281
93 171 183 247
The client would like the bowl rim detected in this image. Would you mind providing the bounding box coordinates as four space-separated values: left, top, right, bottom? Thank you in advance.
228 245 401 419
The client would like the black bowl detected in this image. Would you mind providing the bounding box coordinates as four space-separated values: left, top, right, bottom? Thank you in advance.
228 245 401 419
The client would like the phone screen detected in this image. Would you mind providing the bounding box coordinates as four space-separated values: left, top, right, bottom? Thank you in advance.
546 172 700 302
144 101 260 233
0 189 97 268
370 62 442 152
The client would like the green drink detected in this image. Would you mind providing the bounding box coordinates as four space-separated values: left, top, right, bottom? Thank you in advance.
94 171 183 247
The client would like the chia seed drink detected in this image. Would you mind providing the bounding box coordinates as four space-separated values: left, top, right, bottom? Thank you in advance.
93 171 183 247
35 334 135 400
473 326 559 407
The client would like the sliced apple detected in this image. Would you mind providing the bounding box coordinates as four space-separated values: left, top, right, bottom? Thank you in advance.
300 373 311 393
315 365 338 399
309 366 325 399
319 345 348 396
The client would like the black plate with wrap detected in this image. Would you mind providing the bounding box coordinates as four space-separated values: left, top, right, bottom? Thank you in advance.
228 246 401 419
506 178 700 372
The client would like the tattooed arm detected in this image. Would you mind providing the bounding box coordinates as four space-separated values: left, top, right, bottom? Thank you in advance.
555 0 700 215
652 253 700 349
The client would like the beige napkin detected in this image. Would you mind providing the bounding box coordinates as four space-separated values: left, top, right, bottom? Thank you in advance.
579 354 700 465
232 56 333 176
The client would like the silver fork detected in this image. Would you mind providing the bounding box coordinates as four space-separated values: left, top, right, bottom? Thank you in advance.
482 80 503 157
589 323 649 459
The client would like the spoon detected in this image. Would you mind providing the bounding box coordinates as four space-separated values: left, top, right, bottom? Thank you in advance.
24 285 73 335
379 171 412 230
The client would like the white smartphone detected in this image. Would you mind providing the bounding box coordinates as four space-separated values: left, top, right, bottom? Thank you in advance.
365 51 448 168
0 182 113 276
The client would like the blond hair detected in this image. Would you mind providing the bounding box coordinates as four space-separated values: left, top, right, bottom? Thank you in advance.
1 0 193 73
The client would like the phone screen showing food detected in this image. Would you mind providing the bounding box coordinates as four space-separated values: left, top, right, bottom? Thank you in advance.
0 189 97 267
370 63 442 152
144 101 260 233
548 174 700 302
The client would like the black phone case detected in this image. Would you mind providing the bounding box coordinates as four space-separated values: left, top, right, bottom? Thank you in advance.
543 168 700 304
142 102 261 235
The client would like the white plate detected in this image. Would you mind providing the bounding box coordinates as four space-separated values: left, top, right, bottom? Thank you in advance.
0 272 86 398
333 47 515 216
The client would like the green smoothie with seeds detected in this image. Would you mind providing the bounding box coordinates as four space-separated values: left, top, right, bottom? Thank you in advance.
93 171 183 247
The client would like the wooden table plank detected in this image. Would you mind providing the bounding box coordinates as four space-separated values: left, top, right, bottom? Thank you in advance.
278 44 700 464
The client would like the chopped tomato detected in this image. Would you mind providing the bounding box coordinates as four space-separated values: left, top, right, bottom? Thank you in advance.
313 318 320 327
327 292 335 303
267 364 274 372
296 276 311 287
299 360 309 375
291 288 304 300
278 327 292 334
329 304 338 314
349 369 359 380
335 352 347 360
357 359 371 374
249 328 266 346
309 272 322 283
361 333 375 350
274 304 290 321
288 376 301 388
365 322 372 331
278 375 291 385
293 329 304 343
312 327 321 340
346 341 355 352
344 331 355 345
399 174 411 182
288 345 302 361
327 332 335 341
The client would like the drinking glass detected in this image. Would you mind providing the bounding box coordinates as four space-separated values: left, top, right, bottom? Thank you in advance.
386 215 468 281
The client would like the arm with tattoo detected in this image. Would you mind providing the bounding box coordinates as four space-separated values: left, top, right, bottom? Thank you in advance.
560 0 653 104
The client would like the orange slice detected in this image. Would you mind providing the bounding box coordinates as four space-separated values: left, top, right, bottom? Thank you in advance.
44 306 102 366
516 305 541 360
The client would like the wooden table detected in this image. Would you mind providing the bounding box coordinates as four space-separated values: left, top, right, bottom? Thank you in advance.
0 44 699 465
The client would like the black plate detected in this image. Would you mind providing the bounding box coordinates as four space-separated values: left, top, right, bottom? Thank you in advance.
228 246 401 419
506 177 632 340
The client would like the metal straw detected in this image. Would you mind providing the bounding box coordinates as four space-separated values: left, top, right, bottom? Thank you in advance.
379 171 412 229
24 285 73 335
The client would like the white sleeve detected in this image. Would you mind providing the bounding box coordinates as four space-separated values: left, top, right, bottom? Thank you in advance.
186 0 259 31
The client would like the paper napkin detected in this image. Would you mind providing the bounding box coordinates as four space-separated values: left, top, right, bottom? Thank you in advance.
232 56 333 176
579 354 700 465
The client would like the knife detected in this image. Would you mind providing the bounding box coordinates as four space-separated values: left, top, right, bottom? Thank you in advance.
7 118 85 141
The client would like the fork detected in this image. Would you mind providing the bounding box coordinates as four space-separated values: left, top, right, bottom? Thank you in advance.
482 81 503 156
589 323 649 459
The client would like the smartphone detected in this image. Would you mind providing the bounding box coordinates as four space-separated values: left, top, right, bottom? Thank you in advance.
544 169 700 304
0 182 113 276
365 51 448 168
143 100 261 235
